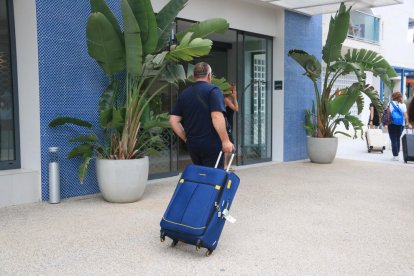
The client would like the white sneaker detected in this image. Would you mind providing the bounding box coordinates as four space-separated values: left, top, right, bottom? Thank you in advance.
392 156 399 161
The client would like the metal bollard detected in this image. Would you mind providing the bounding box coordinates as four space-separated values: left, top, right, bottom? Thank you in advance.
48 147 60 204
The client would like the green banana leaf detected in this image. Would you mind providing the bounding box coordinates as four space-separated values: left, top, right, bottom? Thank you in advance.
86 12 125 76
176 18 229 41
212 77 231 94
69 135 98 143
99 80 121 113
322 2 350 65
161 63 186 83
127 0 158 56
99 107 126 133
342 48 397 88
329 60 366 84
333 114 364 138
122 0 143 77
287 50 321 82
156 0 188 51
89 0 123 44
167 33 212 61
79 155 92 184
328 83 361 116
49 117 93 128
68 144 94 159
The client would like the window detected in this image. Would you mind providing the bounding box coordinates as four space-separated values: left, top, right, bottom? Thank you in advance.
348 11 380 44
0 0 20 169
408 18 414 43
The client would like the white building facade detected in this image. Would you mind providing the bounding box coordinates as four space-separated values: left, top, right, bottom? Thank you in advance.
0 0 403 207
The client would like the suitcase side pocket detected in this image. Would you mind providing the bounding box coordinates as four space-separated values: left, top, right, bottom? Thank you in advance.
162 181 220 236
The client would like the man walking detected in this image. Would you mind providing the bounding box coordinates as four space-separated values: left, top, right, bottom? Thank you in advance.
169 62 234 168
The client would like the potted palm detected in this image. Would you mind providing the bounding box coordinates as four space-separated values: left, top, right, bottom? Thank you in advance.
49 0 229 202
288 2 397 163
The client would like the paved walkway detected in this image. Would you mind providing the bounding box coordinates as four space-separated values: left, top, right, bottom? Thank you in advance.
1 140 414 275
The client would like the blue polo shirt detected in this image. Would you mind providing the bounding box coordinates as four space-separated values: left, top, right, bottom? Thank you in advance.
172 81 225 150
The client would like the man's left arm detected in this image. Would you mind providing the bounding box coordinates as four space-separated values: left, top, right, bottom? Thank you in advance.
169 115 187 142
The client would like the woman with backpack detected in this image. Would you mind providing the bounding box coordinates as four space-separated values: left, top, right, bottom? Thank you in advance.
388 91 410 161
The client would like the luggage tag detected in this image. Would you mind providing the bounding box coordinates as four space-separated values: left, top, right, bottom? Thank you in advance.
222 209 236 223
215 202 222 218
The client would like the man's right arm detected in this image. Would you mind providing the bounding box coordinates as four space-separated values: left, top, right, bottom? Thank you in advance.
169 115 187 142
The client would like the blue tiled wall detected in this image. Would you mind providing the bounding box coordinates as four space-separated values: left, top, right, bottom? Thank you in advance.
284 11 322 161
36 1 121 200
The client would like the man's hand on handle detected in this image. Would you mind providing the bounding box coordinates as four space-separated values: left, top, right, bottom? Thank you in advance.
222 140 234 153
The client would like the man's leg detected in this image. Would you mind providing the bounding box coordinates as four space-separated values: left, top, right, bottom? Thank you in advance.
188 148 203 165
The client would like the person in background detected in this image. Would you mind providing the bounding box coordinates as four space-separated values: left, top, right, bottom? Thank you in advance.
224 84 239 170
169 62 234 168
368 102 380 129
388 91 409 161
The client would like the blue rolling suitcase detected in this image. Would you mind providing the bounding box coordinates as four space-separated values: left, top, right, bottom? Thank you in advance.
160 152 240 256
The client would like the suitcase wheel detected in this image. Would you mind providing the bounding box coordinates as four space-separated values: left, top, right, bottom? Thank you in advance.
206 249 213 257
171 240 178 247
160 231 166 243
196 239 202 251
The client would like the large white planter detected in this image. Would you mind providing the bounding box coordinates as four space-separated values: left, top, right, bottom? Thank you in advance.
96 157 149 203
306 137 338 164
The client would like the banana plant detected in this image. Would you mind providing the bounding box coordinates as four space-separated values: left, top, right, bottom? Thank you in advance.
288 2 397 138
49 0 229 183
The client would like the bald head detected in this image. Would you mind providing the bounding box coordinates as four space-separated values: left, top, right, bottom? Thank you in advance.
193 62 212 82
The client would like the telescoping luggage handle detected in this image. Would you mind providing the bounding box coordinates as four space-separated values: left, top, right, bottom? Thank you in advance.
214 151 235 172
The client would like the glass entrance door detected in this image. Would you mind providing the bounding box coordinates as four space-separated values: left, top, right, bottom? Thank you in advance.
237 33 272 164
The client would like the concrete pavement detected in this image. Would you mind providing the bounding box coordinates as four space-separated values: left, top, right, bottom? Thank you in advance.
1 150 414 275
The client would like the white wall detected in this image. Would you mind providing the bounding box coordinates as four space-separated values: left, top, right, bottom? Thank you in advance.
373 1 414 69
0 0 41 207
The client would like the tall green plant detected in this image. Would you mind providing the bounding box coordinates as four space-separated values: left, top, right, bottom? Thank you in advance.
49 0 229 183
288 3 397 138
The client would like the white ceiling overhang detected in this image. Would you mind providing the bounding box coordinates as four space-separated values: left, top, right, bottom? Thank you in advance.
260 0 404 16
